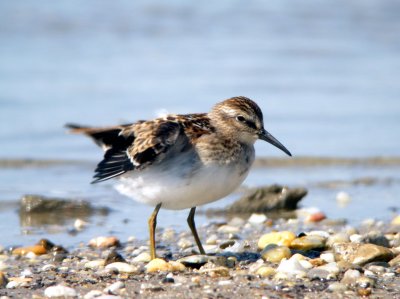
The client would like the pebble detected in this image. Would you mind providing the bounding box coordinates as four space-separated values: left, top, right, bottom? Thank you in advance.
199 266 230 277
261 245 291 263
290 235 326 251
256 266 275 277
276 255 308 278
247 213 267 225
12 244 47 256
217 225 240 234
145 258 185 273
44 285 78 298
307 268 330 280
349 234 363 243
105 262 139 274
6 277 31 289
320 252 335 263
177 255 214 268
309 262 340 279
257 231 296 249
333 243 394 265
326 233 350 247
84 290 103 299
42 264 56 271
104 281 125 295
177 238 193 249
327 282 347 292
336 191 351 206
132 252 151 263
205 234 218 245
340 269 361 286
85 260 105 270
74 218 89 231
89 236 120 249
227 217 246 227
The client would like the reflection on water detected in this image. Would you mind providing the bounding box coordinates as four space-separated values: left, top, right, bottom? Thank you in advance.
18 194 109 231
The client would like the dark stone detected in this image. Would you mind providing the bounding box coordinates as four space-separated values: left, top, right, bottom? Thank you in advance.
105 251 126 266
206 185 307 216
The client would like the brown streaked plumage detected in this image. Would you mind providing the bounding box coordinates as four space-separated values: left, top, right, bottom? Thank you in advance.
67 96 291 259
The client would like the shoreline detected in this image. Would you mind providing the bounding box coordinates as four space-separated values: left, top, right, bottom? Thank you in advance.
1 156 400 169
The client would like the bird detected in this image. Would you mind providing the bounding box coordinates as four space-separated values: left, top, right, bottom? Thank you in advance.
66 96 291 259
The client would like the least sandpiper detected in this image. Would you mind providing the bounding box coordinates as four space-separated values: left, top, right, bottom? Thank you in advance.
67 96 291 259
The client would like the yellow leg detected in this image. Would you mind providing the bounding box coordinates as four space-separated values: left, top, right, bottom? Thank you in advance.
148 203 162 260
187 207 206 255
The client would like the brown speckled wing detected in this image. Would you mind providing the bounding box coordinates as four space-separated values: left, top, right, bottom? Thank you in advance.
67 114 213 183
124 119 183 169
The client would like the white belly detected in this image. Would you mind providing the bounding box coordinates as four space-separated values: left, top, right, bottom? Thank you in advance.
114 164 250 210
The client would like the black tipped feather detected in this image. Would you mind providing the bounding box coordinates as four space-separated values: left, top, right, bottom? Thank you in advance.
92 148 134 183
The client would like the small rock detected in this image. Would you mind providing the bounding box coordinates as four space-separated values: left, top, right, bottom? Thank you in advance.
261 245 291 263
326 233 350 247
320 252 335 263
256 266 275 277
44 285 78 298
327 282 347 292
12 244 47 256
132 252 151 263
248 213 267 225
341 269 361 286
306 211 326 222
104 281 125 295
217 225 240 234
177 255 209 269
105 251 126 265
177 238 193 249
205 234 218 245
290 235 326 251
333 243 394 265
89 236 120 249
276 255 308 278
225 184 307 213
85 260 105 270
74 218 89 231
145 259 172 273
6 277 32 289
336 191 351 207
199 266 230 277
42 264 56 272
105 262 138 274
169 261 186 272
257 231 296 249
84 290 103 299
349 234 363 243
360 232 390 247
356 276 375 288
307 268 330 280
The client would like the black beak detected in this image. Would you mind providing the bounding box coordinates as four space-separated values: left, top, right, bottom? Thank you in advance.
259 129 292 157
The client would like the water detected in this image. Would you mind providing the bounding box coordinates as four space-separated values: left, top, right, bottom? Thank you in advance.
0 0 400 246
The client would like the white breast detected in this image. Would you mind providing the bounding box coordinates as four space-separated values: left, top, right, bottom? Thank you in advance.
115 163 250 210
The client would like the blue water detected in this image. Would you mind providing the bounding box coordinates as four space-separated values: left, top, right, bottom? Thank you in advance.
0 0 400 246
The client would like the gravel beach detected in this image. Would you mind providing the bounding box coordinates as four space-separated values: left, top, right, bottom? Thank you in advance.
1 212 400 299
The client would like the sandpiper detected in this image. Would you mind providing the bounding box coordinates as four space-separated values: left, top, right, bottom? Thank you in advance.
67 96 291 259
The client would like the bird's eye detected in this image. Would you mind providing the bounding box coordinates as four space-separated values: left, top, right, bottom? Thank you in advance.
236 115 246 122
